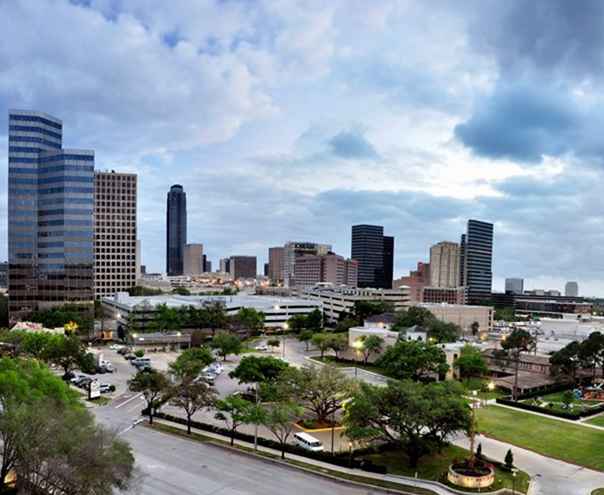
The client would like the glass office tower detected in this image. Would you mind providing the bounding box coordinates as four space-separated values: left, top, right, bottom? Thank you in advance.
166 184 187 275
460 219 494 304
351 224 385 288
8 110 94 322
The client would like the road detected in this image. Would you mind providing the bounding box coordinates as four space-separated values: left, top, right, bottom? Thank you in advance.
94 403 388 495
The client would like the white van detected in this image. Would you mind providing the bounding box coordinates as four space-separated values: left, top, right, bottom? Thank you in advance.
294 432 324 452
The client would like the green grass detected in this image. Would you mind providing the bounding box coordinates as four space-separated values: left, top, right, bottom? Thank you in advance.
586 414 604 428
476 405 604 471
461 378 505 401
591 489 604 495
148 422 435 495
361 444 529 494
310 356 388 376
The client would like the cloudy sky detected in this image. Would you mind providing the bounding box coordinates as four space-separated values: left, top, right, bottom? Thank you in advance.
2 0 604 295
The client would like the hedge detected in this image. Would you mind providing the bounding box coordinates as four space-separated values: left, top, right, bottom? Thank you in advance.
151 411 388 473
495 397 604 420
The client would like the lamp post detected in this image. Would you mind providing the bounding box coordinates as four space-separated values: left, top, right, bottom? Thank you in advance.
469 390 478 463
282 322 288 358
512 468 517 494
352 340 364 378
331 408 335 455
348 441 353 468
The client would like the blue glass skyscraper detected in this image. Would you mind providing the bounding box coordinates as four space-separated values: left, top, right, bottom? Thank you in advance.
8 110 95 322
166 184 187 275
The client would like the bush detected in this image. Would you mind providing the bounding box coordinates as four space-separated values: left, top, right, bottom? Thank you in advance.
134 349 145 358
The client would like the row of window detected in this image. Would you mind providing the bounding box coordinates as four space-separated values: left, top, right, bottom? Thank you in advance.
38 220 93 227
40 197 93 206
39 208 94 217
9 114 63 130
9 136 61 149
39 154 94 163
39 187 94 195
9 125 62 140
39 231 94 238
10 165 94 175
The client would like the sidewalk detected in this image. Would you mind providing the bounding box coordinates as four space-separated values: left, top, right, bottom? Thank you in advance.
152 416 519 495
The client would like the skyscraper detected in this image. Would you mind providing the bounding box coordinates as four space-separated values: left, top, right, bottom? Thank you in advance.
8 110 94 321
268 246 284 284
460 219 494 304
429 241 460 288
166 185 187 275
283 242 332 287
505 278 524 295
94 171 137 299
383 236 394 289
183 244 203 275
351 225 394 289
565 281 579 297
229 256 257 279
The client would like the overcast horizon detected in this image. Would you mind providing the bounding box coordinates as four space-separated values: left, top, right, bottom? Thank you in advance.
3 1 604 296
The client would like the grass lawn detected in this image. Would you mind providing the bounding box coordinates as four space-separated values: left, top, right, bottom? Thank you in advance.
592 489 604 495
361 444 529 493
476 405 604 471
310 356 389 376
586 414 604 428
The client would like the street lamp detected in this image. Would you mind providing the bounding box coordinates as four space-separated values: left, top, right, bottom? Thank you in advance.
512 468 517 493
348 441 353 467
469 390 478 462
352 340 364 378
282 322 288 358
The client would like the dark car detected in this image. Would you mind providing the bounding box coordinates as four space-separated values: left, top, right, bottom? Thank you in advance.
75 377 93 388
124 354 137 361
62 370 76 381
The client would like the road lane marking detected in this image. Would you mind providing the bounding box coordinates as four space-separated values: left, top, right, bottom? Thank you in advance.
115 392 143 409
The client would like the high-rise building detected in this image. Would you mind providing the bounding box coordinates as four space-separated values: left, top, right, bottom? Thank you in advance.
204 259 212 273
351 225 394 289
268 246 285 284
264 263 269 277
283 242 331 287
8 110 95 321
94 171 137 299
0 262 8 289
383 236 394 289
565 281 579 297
183 244 203 275
429 241 460 288
135 240 141 281
230 256 257 279
505 278 524 295
460 219 494 304
293 252 358 288
219 257 231 274
166 184 187 276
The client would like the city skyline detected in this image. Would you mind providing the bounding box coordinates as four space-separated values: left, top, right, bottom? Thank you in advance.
0 1 601 295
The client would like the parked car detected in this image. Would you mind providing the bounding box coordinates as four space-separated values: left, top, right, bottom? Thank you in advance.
254 344 269 352
76 377 93 389
70 374 84 385
200 372 216 385
117 347 131 355
99 383 116 394
109 344 123 351
124 354 137 361
208 363 224 375
132 358 151 368
62 370 77 381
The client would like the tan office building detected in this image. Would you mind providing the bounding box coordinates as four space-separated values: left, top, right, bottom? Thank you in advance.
183 244 204 276
419 302 494 335
429 241 460 288
268 246 284 284
294 253 358 288
94 171 137 299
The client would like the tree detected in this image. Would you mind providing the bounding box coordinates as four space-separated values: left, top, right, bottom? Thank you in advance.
229 355 289 384
28 304 94 335
352 301 393 322
215 394 255 446
504 449 514 470
298 329 314 351
170 380 217 434
134 349 145 358
550 341 581 383
267 338 280 352
205 302 229 336
287 314 308 333
578 332 604 380
501 329 536 400
306 309 323 330
357 335 384 364
495 307 516 322
236 308 266 334
454 344 488 379
327 333 348 360
261 401 303 459
285 365 352 423
470 321 480 337
46 334 87 374
311 333 331 359
393 306 436 330
210 333 243 361
128 369 169 425
428 320 460 343
150 304 182 332
561 390 575 410
344 380 471 468
376 340 449 381
169 347 214 381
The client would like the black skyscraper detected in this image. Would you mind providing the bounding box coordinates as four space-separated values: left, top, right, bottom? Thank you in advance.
460 220 493 304
383 235 394 289
166 185 187 275
351 224 394 289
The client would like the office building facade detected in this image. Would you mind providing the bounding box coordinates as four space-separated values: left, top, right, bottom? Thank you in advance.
183 244 203 276
565 281 579 297
283 242 331 287
429 241 460 288
460 220 494 304
94 171 137 299
230 256 257 279
268 246 285 284
293 253 358 288
351 225 394 289
394 261 430 303
219 257 231 274
166 185 187 275
8 110 95 321
505 278 524 295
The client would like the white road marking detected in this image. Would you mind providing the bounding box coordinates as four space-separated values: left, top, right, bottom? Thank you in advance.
115 392 143 409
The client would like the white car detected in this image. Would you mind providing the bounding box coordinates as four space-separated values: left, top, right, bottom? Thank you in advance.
254 344 269 352
208 363 224 375
109 344 123 351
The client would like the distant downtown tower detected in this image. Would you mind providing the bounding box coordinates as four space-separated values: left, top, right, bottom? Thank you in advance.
166 184 187 275
8 110 95 321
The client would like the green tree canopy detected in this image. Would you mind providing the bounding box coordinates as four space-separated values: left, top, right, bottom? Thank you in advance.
214 394 255 446
353 301 394 321
376 340 449 381
170 380 217 434
356 335 385 364
454 344 488 379
260 400 304 459
210 333 243 361
169 347 214 381
229 355 289 384
236 308 266 333
344 380 471 467
128 369 170 424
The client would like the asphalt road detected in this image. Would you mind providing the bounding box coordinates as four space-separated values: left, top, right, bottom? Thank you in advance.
94 404 387 495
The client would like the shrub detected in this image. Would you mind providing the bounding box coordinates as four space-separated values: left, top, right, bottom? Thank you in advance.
134 349 145 358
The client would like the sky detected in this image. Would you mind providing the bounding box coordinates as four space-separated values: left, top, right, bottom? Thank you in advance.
2 0 604 295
